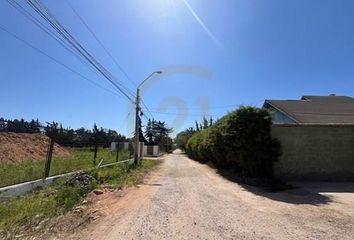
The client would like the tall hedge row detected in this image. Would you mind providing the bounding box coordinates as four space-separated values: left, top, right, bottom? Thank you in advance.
186 107 281 178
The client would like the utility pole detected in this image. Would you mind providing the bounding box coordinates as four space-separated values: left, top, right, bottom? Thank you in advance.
134 88 140 165
134 71 163 165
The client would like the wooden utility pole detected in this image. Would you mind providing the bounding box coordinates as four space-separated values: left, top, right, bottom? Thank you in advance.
134 88 140 165
134 71 162 165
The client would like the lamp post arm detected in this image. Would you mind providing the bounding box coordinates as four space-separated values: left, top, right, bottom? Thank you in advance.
134 71 162 164
138 71 161 89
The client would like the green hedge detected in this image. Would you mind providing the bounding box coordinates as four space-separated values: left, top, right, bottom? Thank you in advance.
175 128 196 151
186 106 281 178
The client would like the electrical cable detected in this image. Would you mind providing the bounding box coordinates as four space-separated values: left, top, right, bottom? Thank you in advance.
25 0 135 102
64 0 137 88
140 98 155 120
0 24 125 98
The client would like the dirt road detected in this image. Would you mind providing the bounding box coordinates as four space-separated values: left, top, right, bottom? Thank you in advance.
70 151 354 240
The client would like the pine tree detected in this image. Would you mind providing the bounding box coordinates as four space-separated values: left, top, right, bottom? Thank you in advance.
0 118 6 132
203 116 209 130
144 118 154 144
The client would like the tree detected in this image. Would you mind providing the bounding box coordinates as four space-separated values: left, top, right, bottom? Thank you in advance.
92 123 105 146
175 127 196 151
0 117 41 133
144 118 154 144
133 116 146 143
195 120 200 132
159 135 173 153
44 121 59 138
195 116 213 132
203 116 209 130
1 117 127 148
209 116 213 127
152 120 172 144
74 127 91 147
0 118 7 132
28 119 41 133
144 119 172 145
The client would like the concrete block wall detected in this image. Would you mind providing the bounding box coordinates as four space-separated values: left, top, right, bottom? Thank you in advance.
271 125 354 180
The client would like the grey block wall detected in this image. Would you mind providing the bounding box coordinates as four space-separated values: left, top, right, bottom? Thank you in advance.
271 125 354 180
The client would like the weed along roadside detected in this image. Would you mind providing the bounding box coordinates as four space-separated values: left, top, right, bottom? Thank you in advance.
0 158 161 238
0 147 131 188
1 1 354 238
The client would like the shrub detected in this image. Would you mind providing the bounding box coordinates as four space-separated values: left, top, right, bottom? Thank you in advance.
186 106 281 178
186 131 204 161
175 128 196 151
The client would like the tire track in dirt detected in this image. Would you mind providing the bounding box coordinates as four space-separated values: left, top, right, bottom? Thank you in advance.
67 151 354 240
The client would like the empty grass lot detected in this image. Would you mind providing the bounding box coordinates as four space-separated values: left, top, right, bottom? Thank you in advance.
0 148 131 188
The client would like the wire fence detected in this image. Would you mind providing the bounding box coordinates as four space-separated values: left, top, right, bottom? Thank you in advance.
0 133 134 188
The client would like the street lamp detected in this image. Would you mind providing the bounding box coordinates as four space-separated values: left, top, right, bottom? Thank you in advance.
134 71 163 165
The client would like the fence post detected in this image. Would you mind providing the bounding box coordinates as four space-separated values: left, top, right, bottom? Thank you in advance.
93 144 98 167
44 122 58 179
116 142 119 162
44 137 55 179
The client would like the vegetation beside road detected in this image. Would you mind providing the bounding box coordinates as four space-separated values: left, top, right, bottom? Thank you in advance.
179 106 281 179
0 148 130 188
0 159 160 238
175 127 196 152
0 118 127 148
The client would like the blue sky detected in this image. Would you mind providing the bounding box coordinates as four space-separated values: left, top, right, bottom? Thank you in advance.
1 0 354 136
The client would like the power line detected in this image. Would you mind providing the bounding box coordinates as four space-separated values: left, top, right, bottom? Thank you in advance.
118 109 132 133
7 0 75 56
140 98 154 120
144 104 240 111
4 0 138 139
140 111 151 122
6 0 106 80
25 0 135 103
146 111 221 117
64 0 137 88
140 104 236 116
0 24 124 98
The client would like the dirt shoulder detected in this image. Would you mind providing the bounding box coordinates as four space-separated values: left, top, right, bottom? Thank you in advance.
1 158 161 240
56 152 354 240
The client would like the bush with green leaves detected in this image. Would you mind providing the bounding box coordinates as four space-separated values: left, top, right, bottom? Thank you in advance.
186 106 281 178
175 127 196 151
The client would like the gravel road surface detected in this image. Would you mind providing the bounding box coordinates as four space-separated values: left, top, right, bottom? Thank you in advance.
70 151 354 240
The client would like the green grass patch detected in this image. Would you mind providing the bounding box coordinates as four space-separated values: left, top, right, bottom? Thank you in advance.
0 181 94 236
0 159 160 237
90 159 160 188
0 148 131 188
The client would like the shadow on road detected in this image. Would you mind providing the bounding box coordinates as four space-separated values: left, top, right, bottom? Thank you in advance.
216 169 333 206
290 181 354 193
143 183 163 186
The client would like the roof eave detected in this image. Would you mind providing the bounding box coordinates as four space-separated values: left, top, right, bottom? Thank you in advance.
264 100 300 123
